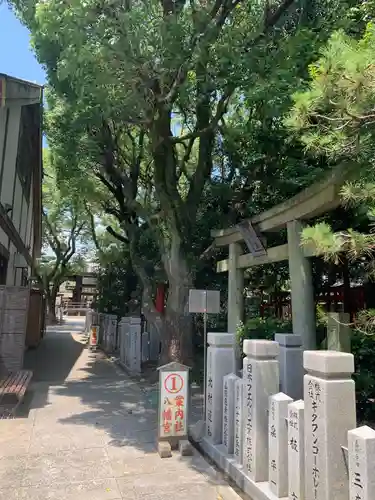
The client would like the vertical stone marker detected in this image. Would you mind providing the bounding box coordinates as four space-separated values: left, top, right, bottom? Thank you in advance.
122 318 130 367
130 317 141 374
234 377 243 464
304 351 356 500
348 425 375 500
275 333 303 400
142 331 149 362
327 312 351 353
206 333 235 444
288 399 305 500
268 392 293 497
222 373 238 455
242 339 279 482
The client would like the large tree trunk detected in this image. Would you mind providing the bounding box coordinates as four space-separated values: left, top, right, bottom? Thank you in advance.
160 233 193 365
46 285 59 324
134 230 194 365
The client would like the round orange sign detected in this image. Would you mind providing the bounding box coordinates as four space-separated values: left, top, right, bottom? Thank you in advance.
164 373 184 394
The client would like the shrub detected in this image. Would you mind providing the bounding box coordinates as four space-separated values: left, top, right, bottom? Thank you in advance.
351 329 375 423
236 317 292 353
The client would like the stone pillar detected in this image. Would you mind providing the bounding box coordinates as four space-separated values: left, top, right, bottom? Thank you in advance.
275 333 303 400
228 242 244 373
120 317 130 367
110 315 117 351
118 319 124 362
288 400 305 500
327 312 351 353
287 220 316 350
304 351 356 500
348 425 375 500
269 392 293 497
130 317 141 374
234 378 243 464
206 333 235 444
222 373 238 455
142 331 149 362
243 339 279 482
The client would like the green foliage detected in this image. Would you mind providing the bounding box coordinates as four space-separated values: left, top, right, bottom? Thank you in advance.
96 250 139 317
352 327 375 422
236 317 293 352
38 149 91 318
11 0 367 357
286 22 375 162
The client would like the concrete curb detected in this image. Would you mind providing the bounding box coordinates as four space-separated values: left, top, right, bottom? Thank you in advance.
189 429 251 500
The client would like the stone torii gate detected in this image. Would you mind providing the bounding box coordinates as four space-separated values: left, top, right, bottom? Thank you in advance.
211 172 345 351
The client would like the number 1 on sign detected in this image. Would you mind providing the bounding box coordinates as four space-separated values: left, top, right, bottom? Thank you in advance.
164 373 184 393
171 376 177 391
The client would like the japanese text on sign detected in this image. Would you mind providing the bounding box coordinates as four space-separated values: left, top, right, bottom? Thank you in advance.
206 350 213 438
244 361 254 474
308 379 321 500
234 380 242 460
159 370 188 438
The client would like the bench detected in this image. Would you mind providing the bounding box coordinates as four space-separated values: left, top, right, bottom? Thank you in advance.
0 370 33 419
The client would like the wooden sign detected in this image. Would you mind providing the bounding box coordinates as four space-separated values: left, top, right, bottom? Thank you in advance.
158 362 189 440
237 220 266 256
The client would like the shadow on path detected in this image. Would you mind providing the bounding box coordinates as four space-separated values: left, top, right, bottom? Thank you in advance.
0 318 233 500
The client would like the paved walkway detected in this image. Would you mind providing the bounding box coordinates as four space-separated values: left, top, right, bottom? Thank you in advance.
0 319 233 500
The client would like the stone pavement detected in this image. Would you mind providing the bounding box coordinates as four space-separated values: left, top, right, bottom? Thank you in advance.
0 318 238 500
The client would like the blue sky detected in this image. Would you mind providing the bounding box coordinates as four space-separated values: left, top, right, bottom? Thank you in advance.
0 3 45 84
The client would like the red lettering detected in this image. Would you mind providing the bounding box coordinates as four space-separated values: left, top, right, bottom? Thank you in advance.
170 376 177 391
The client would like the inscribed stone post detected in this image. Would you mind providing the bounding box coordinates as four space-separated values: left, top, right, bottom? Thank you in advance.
118 320 124 363
206 333 235 444
222 373 238 455
275 333 303 400
109 315 117 351
327 312 351 353
304 351 356 500
234 378 243 464
142 331 149 362
243 339 279 482
130 317 141 374
348 425 375 500
121 317 131 368
288 400 305 500
269 392 293 497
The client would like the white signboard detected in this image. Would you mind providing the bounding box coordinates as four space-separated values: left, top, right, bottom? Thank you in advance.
89 325 98 347
188 289 220 314
158 362 189 439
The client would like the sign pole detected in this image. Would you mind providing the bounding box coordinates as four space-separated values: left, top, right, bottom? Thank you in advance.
203 290 207 425
187 288 220 442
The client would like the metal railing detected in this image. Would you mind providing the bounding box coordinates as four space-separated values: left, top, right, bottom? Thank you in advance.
60 302 92 315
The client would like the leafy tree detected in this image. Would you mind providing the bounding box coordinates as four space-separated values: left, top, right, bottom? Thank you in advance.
286 20 375 274
11 0 355 362
38 151 89 322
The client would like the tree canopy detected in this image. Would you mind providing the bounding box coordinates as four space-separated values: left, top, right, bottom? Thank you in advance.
38 150 91 321
9 0 375 359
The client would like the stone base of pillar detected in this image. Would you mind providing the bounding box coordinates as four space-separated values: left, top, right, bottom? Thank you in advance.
197 436 287 500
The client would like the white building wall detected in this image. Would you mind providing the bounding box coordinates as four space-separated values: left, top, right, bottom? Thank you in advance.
19 192 28 245
0 108 8 166
6 243 16 285
0 227 8 250
0 97 41 286
1 106 20 207
12 178 23 234
14 268 22 286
